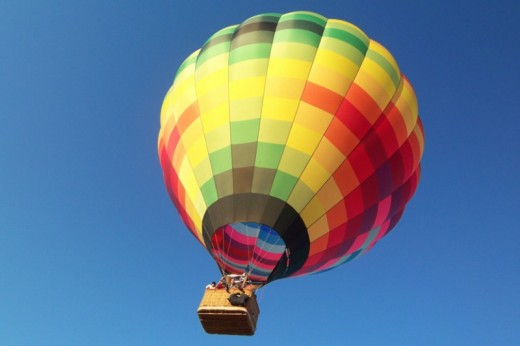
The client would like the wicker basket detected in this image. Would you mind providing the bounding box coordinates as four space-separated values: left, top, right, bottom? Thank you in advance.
197 288 260 335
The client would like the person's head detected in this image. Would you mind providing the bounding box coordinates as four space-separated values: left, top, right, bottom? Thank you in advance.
211 281 216 286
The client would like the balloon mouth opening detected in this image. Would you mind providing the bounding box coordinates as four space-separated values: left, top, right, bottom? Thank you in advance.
210 222 286 283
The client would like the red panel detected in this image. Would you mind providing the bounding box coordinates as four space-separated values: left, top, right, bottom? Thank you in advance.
324 117 359 157
301 82 344 114
335 97 371 140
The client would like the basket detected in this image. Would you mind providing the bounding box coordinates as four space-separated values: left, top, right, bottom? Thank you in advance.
197 288 260 335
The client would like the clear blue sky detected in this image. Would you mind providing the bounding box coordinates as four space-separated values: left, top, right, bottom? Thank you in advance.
1 1 518 345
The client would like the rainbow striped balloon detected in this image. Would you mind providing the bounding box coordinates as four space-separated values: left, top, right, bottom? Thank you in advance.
158 11 424 283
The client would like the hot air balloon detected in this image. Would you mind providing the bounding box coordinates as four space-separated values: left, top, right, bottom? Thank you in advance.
158 11 424 335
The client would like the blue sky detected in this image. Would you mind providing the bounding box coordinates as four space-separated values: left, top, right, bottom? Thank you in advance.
1 1 518 345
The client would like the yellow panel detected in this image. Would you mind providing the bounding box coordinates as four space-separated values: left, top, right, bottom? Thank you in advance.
197 86 227 114
299 159 330 192
229 59 269 79
277 147 309 177
307 215 330 242
229 76 265 100
186 135 209 167
229 97 263 121
180 121 203 148
269 42 317 60
196 54 228 76
264 76 307 99
257 119 293 144
306 64 352 95
200 102 229 132
261 97 300 122
160 86 175 126
313 138 345 173
204 126 231 153
183 197 204 243
196 68 228 98
197 63 229 160
172 138 186 172
193 157 214 186
172 61 198 113
184 195 204 239
294 103 332 134
355 68 394 112
316 179 343 212
172 87 197 120
267 58 312 78
287 180 315 212
161 114 177 151
369 40 399 77
298 192 326 226
309 49 359 85
399 79 419 134
286 123 322 155
179 159 204 210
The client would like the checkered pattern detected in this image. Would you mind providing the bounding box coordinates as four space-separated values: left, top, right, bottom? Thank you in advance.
158 11 424 282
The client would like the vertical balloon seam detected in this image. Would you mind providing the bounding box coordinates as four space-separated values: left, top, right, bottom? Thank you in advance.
279 28 377 276
201 12 316 280
167 55 207 245
229 16 278 276
192 42 223 270
294 40 399 218
269 17 326 205
267 12 326 201
260 12 327 277
278 19 370 214
299 75 406 231
194 28 234 274
248 14 280 207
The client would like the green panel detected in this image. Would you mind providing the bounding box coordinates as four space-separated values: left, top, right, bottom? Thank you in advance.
200 179 218 205
197 42 232 65
245 13 281 24
279 12 327 27
255 143 285 168
230 119 260 144
274 29 322 46
196 26 237 65
320 38 365 66
229 43 272 64
209 147 232 174
270 170 298 201
324 28 368 54
366 49 401 87
174 51 198 79
202 26 237 49
231 31 275 48
278 146 310 177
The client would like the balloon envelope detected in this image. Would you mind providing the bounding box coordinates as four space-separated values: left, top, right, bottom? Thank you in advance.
158 11 424 284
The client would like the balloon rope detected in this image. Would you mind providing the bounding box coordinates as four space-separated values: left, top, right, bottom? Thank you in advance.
253 227 282 277
205 226 225 275
244 224 254 275
223 224 236 273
